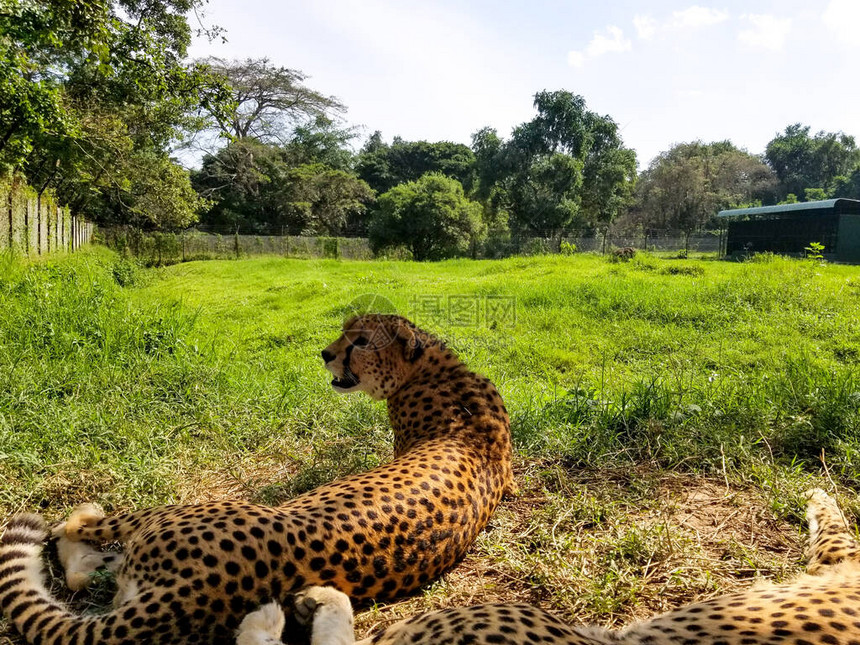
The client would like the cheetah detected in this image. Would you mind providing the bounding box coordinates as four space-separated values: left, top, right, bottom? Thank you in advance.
0 314 516 645
241 488 860 645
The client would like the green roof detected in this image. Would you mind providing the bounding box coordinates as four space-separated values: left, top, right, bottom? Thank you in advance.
718 198 860 218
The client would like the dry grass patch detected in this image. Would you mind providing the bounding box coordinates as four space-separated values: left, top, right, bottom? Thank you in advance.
351 460 805 637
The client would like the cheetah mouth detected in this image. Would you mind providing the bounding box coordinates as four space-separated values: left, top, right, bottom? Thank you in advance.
331 366 359 390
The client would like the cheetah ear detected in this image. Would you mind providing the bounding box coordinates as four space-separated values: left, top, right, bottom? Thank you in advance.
394 323 425 363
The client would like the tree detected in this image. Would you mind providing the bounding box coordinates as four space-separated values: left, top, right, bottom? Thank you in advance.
506 152 584 241
198 57 345 145
116 152 205 229
636 141 778 236
281 116 358 171
369 173 483 260
580 119 637 230
830 169 860 200
474 90 636 245
0 0 111 168
192 138 292 232
0 0 229 228
765 124 860 200
280 164 374 236
356 136 476 195
471 127 505 203
805 187 828 202
193 140 373 235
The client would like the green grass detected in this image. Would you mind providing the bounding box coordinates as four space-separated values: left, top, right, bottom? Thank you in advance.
1 248 860 638
2 248 860 514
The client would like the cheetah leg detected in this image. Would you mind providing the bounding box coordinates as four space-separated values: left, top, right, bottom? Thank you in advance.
805 488 860 574
52 505 123 591
294 587 356 645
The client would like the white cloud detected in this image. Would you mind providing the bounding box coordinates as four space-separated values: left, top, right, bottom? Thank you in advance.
669 6 730 29
633 6 729 42
633 15 658 40
738 14 792 52
588 25 632 56
822 0 860 46
568 25 631 68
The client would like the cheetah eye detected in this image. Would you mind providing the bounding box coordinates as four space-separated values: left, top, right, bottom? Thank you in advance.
352 336 369 347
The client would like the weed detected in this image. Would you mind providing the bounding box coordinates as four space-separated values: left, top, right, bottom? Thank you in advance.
660 265 705 277
805 241 826 260
110 258 141 287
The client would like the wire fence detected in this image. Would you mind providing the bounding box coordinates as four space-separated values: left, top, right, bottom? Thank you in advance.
100 228 375 264
488 233 721 257
0 177 94 256
101 226 722 265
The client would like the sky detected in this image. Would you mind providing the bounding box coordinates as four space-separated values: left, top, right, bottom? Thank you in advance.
188 0 860 169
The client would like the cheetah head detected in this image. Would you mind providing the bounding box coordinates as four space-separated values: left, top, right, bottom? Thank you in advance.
321 314 427 400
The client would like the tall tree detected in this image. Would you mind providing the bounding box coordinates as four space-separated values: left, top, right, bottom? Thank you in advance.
0 0 229 228
830 169 860 200
765 124 860 199
281 116 358 171
0 0 111 168
580 116 637 230
193 140 373 235
197 57 345 146
636 141 778 234
474 90 637 244
279 163 374 236
192 138 292 233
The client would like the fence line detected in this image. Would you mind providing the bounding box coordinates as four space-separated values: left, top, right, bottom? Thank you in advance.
1 177 94 256
102 226 721 265
496 234 720 256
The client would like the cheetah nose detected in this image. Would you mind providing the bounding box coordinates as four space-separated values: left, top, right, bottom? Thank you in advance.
321 350 335 363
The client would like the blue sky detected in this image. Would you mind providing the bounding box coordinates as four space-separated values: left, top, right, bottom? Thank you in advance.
188 0 860 168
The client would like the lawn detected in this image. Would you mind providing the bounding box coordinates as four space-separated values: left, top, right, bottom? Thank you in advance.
1 248 859 641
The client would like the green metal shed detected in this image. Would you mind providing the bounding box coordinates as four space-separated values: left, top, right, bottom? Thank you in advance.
717 198 860 263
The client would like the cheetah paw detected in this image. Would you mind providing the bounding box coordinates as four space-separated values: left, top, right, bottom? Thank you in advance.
52 503 105 541
294 586 353 625
236 602 286 645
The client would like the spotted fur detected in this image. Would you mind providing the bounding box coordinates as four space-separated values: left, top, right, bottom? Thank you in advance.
263 488 860 645
0 315 515 645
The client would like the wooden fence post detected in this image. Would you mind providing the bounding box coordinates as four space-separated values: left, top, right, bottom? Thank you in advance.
3 183 10 253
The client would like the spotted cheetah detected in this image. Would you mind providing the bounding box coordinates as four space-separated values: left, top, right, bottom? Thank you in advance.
242 489 860 645
0 314 516 645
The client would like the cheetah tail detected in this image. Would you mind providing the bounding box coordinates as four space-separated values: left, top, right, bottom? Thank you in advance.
805 488 860 573
0 514 91 642
0 514 157 645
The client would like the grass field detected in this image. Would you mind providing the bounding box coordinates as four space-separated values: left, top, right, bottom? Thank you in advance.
1 248 860 641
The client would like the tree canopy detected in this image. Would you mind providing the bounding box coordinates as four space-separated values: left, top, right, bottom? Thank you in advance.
198 57 345 146
636 141 778 233
0 0 230 228
192 139 372 235
356 135 476 195
472 90 637 244
765 124 860 200
10 3 860 250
